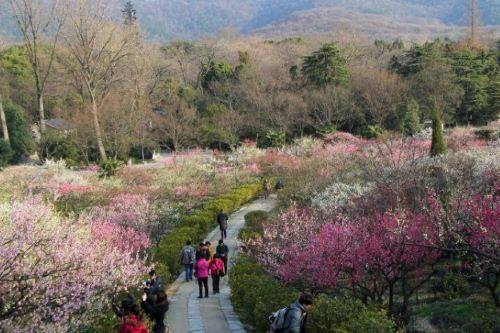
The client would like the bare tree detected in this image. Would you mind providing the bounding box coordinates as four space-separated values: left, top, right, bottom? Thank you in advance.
61 0 133 161
8 0 66 133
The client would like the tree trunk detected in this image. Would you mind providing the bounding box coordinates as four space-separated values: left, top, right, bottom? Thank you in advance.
489 285 499 307
90 96 107 161
0 96 9 143
38 93 46 133
388 282 395 315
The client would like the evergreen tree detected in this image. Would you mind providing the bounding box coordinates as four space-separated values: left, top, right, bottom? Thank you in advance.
430 106 447 157
402 99 421 136
122 1 137 26
301 43 349 87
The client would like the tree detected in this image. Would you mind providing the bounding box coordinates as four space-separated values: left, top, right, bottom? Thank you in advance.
0 196 147 331
430 106 447 157
3 100 33 162
402 99 421 136
301 43 349 87
122 1 137 26
0 95 9 144
61 0 134 162
8 0 66 134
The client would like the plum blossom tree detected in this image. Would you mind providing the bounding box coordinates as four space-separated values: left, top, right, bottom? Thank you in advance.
0 196 148 331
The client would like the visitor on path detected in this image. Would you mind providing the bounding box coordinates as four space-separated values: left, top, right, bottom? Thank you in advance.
209 254 225 294
179 240 196 281
195 257 210 298
141 291 169 333
217 209 229 240
145 270 164 296
269 292 314 333
118 304 149 333
275 178 284 192
205 241 215 259
263 179 271 199
112 293 136 318
216 239 229 274
195 242 210 261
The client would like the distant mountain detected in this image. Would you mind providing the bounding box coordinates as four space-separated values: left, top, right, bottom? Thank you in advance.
0 0 498 42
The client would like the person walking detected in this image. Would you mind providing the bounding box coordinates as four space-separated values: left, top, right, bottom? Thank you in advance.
263 179 271 199
205 241 215 259
216 239 229 274
195 257 210 298
217 209 229 240
145 270 163 296
179 240 196 281
196 242 210 261
141 291 169 333
118 304 149 333
209 254 225 294
269 292 314 333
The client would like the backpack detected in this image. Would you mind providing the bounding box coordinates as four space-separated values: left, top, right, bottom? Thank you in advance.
269 307 290 332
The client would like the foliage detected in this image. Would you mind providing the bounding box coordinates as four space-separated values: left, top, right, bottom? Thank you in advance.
362 124 384 139
0 139 13 168
301 43 349 87
308 296 396 333
258 130 286 148
240 210 269 241
430 106 447 156
99 158 123 177
39 132 80 163
0 196 147 332
3 100 33 163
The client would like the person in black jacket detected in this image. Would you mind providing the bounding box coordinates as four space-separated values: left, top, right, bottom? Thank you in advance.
112 293 136 318
216 239 229 274
141 291 169 333
217 210 229 240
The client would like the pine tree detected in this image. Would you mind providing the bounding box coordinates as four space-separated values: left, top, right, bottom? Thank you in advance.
402 99 421 136
122 1 137 26
430 106 447 157
301 43 349 87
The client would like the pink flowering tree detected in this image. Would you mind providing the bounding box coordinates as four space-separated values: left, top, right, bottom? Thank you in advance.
0 196 148 332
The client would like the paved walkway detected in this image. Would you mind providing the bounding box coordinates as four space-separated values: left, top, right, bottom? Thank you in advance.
166 196 278 333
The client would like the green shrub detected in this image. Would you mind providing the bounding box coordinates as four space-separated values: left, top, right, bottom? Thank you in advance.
3 100 33 162
308 296 396 333
431 106 447 157
362 124 384 139
431 272 469 299
474 128 498 141
39 132 79 162
0 139 14 168
258 130 286 148
99 158 123 177
230 256 296 332
155 226 199 280
240 211 269 242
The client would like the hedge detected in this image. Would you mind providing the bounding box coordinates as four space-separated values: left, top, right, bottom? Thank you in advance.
154 182 262 281
239 210 269 242
230 256 397 333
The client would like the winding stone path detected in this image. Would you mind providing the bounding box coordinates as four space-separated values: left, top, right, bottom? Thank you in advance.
166 195 278 333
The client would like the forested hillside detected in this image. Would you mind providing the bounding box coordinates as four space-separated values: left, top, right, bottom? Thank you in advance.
0 0 498 41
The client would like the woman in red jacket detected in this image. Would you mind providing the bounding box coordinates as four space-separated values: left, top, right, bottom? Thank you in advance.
195 257 210 298
209 254 225 294
119 304 149 333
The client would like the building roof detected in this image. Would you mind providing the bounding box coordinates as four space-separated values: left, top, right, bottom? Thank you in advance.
43 118 71 131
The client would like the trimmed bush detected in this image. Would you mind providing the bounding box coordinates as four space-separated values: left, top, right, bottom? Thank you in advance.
240 211 269 242
308 296 396 333
99 159 123 177
230 255 397 333
230 256 296 332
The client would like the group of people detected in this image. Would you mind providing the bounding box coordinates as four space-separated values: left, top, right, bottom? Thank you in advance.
180 238 229 298
113 270 169 333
